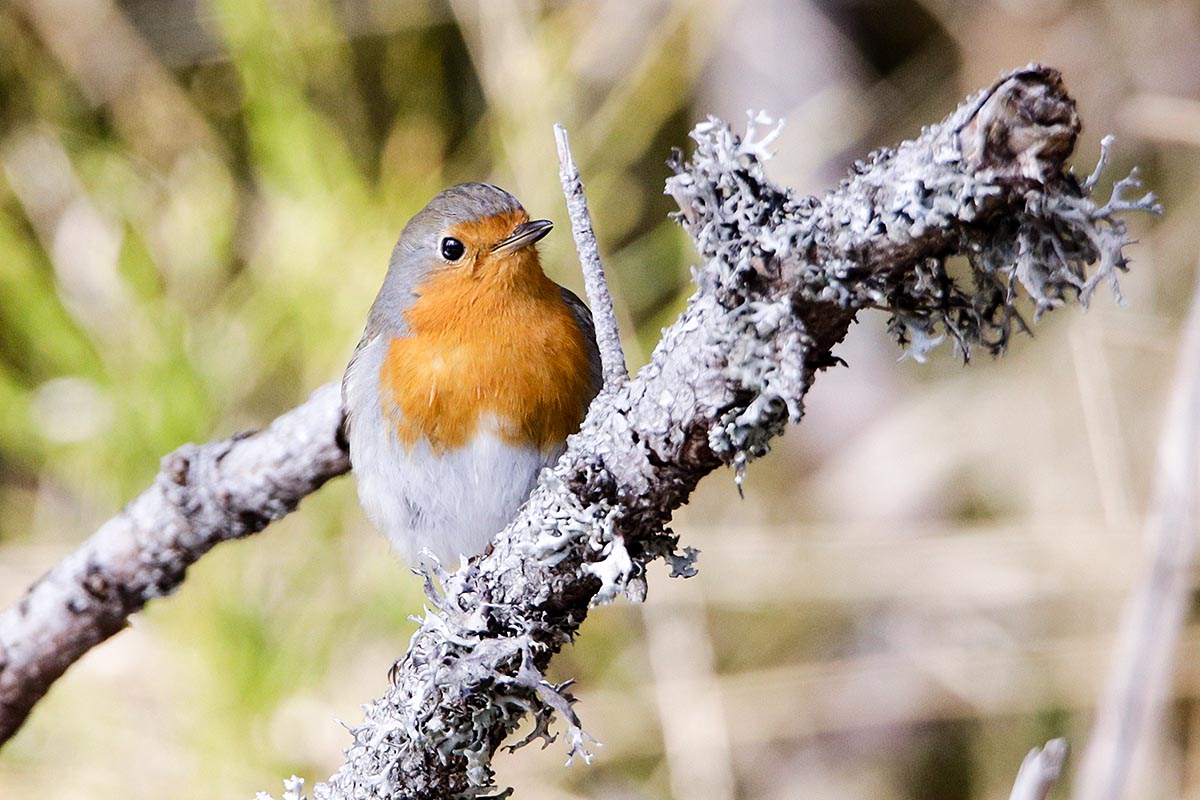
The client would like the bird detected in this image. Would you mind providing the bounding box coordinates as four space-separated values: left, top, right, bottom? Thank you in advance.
342 183 602 569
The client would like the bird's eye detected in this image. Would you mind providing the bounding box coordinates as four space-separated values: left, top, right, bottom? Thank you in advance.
440 237 466 262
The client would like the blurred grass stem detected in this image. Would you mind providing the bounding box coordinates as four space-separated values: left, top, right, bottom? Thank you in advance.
1073 262 1200 800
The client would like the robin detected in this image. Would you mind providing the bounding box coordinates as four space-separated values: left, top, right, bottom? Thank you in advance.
342 183 602 569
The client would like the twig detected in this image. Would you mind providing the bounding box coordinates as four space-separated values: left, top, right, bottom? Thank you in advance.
554 123 629 390
1071 265 1200 800
0 383 349 745
1011 739 1069 800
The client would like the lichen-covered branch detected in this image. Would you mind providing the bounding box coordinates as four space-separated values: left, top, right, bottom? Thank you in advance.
0 384 350 745
305 65 1153 798
0 64 1153 794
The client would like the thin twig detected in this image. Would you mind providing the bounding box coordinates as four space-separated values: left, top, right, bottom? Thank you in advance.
1011 739 1069 800
1072 265 1200 800
554 123 629 390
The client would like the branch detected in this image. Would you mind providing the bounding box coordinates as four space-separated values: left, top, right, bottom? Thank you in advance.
0 65 1155 798
0 383 349 744
304 65 1151 798
554 123 629 389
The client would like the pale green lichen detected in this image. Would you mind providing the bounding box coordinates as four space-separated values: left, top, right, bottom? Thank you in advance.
667 108 1156 485
256 775 307 800
882 137 1158 361
666 114 812 486
314 481 618 799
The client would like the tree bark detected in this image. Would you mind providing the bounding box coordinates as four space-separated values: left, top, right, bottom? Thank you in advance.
0 384 349 743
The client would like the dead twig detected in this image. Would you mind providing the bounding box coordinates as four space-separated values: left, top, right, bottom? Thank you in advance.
554 123 629 390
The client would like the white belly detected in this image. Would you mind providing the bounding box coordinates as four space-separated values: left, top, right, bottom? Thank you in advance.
344 339 556 568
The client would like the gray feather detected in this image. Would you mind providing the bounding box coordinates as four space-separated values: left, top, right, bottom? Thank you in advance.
559 286 603 403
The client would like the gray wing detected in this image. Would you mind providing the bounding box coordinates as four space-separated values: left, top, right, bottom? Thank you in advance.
559 286 603 403
342 276 415 442
340 331 377 444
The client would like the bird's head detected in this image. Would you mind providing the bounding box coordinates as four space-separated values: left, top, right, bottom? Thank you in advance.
393 183 553 284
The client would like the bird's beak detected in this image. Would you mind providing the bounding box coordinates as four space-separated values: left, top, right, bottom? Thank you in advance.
492 219 553 255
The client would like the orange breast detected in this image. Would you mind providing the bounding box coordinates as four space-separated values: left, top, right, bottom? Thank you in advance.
379 262 593 454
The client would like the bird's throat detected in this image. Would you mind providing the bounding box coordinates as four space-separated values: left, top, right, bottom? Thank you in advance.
379 267 592 454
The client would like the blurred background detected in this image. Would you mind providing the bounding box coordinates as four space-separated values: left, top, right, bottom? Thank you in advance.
0 0 1197 798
